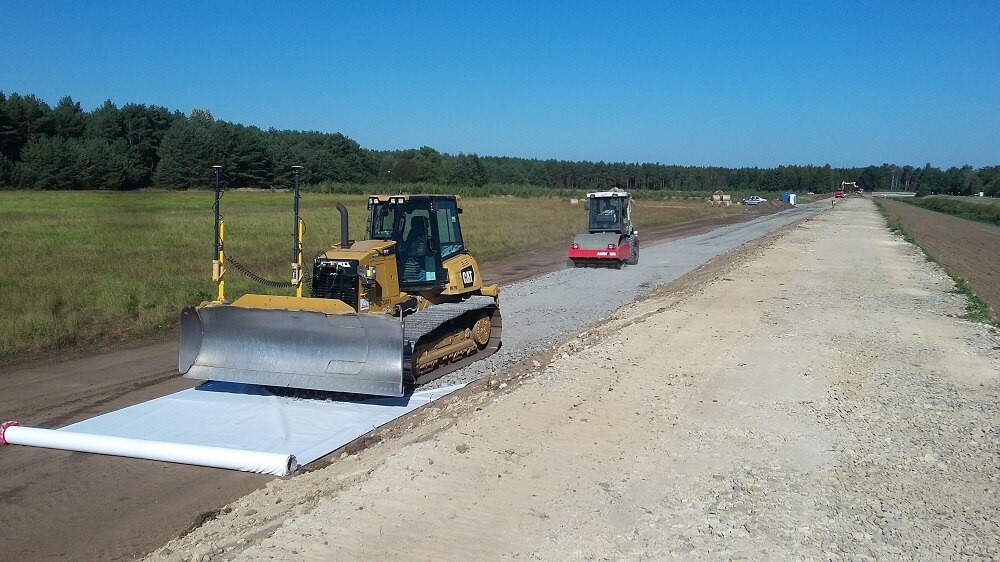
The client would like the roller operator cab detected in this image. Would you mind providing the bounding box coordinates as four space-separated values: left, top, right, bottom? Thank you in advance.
567 189 639 268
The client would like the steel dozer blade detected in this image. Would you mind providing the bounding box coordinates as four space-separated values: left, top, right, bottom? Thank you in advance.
179 305 405 396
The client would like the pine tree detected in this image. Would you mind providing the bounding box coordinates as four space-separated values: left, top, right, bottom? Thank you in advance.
16 136 76 188
51 96 87 139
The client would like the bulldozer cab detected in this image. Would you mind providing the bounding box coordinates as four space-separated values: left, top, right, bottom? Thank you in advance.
367 195 466 291
586 191 631 235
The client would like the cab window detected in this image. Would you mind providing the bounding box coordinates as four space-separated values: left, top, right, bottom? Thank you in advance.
433 199 464 258
589 198 623 230
398 207 439 285
368 202 397 240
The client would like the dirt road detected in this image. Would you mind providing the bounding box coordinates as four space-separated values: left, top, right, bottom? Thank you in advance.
145 198 999 561
0 209 780 561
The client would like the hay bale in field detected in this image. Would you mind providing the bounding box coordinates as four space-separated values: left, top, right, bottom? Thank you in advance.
708 190 730 207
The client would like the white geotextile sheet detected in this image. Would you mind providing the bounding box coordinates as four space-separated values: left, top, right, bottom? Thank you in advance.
63 381 464 472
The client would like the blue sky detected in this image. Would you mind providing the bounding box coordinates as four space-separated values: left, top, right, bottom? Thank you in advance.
2 1 997 168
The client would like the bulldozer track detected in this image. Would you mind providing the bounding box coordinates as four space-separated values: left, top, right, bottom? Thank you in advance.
403 295 503 388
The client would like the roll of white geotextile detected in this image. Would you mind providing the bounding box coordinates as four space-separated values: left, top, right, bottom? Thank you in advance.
1 421 296 476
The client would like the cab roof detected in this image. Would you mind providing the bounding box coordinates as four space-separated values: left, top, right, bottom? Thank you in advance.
586 188 630 199
369 194 460 202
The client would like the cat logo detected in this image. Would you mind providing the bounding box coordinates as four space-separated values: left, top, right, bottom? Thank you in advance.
461 266 475 287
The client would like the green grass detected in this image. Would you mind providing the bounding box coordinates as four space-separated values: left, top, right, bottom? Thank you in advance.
0 189 749 362
884 215 917 246
950 278 994 325
874 199 996 326
907 195 1000 226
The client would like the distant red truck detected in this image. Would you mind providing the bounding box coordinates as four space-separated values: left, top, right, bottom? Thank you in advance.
837 181 857 198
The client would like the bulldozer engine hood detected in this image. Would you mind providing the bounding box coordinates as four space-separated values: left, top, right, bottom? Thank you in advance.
317 239 396 262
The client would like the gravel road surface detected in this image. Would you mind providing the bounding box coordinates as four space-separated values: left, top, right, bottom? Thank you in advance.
145 198 999 561
429 202 824 388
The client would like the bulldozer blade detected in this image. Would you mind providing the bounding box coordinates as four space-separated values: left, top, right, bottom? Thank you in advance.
179 305 405 396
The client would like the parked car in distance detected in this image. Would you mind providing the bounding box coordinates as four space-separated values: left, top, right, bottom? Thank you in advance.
835 189 846 198
742 195 767 205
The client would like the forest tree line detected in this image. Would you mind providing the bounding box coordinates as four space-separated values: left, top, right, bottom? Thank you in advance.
1 92 998 196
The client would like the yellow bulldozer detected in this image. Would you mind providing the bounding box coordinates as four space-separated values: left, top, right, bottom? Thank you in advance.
178 168 501 397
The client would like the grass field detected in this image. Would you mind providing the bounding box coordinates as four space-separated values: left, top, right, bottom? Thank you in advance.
0 190 754 362
906 195 1000 226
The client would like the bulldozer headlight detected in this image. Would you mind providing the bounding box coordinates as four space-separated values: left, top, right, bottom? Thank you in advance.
571 242 579 249
607 243 616 249
390 196 405 205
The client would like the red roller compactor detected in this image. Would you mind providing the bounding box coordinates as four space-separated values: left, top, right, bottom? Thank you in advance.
567 189 638 269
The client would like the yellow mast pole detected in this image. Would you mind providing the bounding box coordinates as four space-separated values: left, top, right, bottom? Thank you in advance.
291 166 304 298
211 165 226 303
